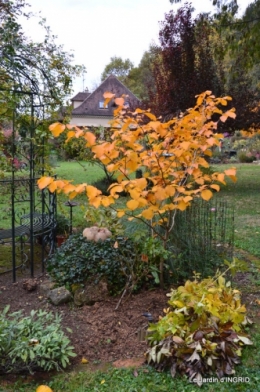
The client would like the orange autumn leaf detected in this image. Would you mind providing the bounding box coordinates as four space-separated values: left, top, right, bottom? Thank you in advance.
103 92 115 99
103 92 115 107
109 184 124 196
145 112 157 121
37 177 54 190
201 189 213 201
75 184 87 193
126 159 138 172
63 184 76 194
126 199 139 210
36 386 53 392
101 196 114 207
217 173 225 183
142 208 155 219
141 254 149 262
86 185 101 199
220 114 228 123
178 200 188 211
137 197 148 207
69 191 78 199
224 168 236 177
226 109 236 119
66 130 76 141
115 97 125 106
81 357 89 364
117 210 125 218
55 180 68 189
92 144 106 158
49 122 65 137
48 181 57 193
91 196 102 208
210 184 220 192
228 175 237 182
129 188 141 200
84 131 96 146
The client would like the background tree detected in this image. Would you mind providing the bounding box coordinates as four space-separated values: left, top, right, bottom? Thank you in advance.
169 0 238 14
0 0 84 114
127 49 156 101
148 4 222 118
213 0 260 131
101 56 134 84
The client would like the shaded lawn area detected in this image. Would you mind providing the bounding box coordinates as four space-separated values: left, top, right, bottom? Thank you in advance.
213 163 260 257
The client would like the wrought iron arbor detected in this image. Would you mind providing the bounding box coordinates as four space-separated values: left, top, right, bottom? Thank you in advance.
0 89 57 281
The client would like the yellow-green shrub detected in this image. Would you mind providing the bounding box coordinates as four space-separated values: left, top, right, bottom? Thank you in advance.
146 262 253 386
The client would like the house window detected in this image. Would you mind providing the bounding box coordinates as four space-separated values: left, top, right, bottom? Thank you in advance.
99 100 108 109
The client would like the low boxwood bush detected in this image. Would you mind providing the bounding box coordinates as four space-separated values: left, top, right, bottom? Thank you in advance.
47 234 146 294
91 176 114 196
0 306 76 374
146 262 253 387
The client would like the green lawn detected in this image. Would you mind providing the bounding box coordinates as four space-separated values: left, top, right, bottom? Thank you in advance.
2 340 260 392
54 161 105 185
213 163 260 257
55 161 260 257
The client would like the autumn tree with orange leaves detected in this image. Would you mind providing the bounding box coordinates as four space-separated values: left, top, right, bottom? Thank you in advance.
38 91 237 287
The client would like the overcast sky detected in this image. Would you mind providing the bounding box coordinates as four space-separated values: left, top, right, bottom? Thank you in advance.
22 0 252 96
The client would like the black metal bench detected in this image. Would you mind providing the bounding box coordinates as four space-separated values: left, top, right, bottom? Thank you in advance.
0 212 54 244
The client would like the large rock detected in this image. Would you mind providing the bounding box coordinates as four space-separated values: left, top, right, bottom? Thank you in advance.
74 279 108 306
39 281 56 297
48 286 72 306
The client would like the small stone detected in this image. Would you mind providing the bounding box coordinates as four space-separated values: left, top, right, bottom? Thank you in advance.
74 279 108 307
39 281 56 297
22 279 37 291
48 286 72 306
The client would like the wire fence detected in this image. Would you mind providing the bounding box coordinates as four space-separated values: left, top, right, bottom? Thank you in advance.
166 199 234 282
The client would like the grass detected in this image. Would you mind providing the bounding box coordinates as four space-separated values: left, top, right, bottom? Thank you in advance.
1 161 260 391
54 161 105 185
2 347 260 392
213 163 260 257
56 161 260 257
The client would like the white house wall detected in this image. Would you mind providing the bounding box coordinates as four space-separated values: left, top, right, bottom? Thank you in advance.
70 116 112 127
73 101 83 109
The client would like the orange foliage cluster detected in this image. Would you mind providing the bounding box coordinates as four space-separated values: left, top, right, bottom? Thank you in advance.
38 91 237 226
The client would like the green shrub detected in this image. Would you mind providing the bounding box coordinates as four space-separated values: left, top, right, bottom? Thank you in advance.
84 204 124 235
55 213 70 235
47 234 148 294
146 263 253 387
229 156 238 163
0 306 76 374
238 151 256 163
60 133 88 160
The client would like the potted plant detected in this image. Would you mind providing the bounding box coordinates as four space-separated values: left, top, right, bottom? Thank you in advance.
55 214 70 247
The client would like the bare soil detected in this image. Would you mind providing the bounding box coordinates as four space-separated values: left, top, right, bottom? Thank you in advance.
0 270 168 367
